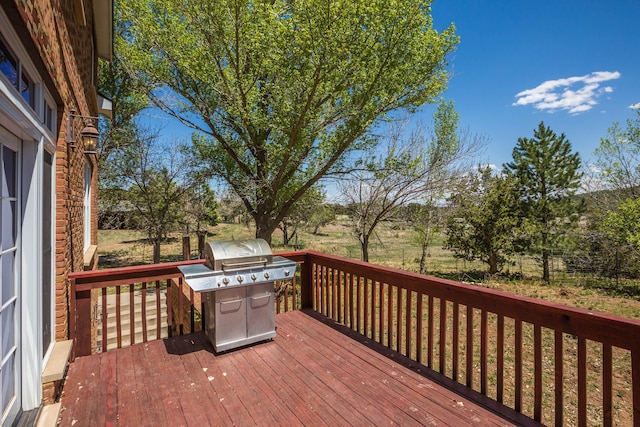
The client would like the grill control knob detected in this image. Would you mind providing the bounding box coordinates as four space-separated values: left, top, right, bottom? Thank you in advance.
263 271 270 279
284 270 290 276
222 277 230 285
237 275 244 283
251 273 257 281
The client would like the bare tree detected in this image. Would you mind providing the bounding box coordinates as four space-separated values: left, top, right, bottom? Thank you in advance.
105 134 197 263
340 120 438 262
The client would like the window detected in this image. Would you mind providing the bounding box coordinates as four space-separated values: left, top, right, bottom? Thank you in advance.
43 93 56 134
19 68 34 108
0 34 34 109
1 30 54 127
0 35 18 89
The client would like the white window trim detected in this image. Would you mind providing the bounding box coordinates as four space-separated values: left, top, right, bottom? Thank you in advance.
0 7 56 149
0 6 57 415
84 162 92 251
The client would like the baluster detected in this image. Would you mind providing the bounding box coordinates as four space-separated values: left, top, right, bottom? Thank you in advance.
578 337 587 426
397 287 403 353
155 280 161 340
129 283 135 345
428 295 434 369
603 343 612 427
497 314 504 403
534 324 542 421
466 305 473 388
515 319 522 412
416 293 424 364
481 310 488 395
405 290 412 357
141 282 147 343
555 330 564 426
452 302 459 382
101 287 107 352
439 298 446 374
116 285 122 349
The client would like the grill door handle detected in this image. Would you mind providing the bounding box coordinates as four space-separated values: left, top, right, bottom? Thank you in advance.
221 258 268 270
219 298 243 313
250 293 271 308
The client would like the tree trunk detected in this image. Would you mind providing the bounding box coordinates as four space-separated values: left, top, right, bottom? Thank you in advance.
542 231 550 282
254 215 276 245
419 223 432 275
542 249 550 282
281 224 290 246
360 234 369 262
418 209 433 275
153 238 161 264
488 252 498 275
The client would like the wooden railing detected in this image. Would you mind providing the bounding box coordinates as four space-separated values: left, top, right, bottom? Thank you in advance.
69 260 205 357
69 250 640 425
69 256 305 358
301 250 640 426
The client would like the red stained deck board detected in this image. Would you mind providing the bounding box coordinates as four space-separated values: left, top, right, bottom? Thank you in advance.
59 310 518 426
271 321 413 425
287 311 507 426
114 347 142 426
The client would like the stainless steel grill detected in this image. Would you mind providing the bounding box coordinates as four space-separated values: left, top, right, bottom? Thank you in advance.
178 239 296 352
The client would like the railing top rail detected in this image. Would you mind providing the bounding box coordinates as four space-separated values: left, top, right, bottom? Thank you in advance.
70 259 206 290
299 249 640 349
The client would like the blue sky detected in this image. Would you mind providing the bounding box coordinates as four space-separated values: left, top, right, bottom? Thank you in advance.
427 0 640 169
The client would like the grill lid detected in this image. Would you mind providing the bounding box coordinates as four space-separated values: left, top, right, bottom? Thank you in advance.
204 238 273 271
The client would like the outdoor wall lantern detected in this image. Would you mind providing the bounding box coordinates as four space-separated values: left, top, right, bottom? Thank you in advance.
67 109 99 154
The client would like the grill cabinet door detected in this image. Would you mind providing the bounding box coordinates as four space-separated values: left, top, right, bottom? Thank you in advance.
212 287 246 349
247 283 275 338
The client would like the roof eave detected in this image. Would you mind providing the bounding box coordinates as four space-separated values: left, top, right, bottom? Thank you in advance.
93 0 113 61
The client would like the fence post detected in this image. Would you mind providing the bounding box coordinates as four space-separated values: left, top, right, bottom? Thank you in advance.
182 236 191 261
198 234 205 259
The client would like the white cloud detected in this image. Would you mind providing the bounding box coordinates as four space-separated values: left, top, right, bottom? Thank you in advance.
630 102 640 109
513 71 621 114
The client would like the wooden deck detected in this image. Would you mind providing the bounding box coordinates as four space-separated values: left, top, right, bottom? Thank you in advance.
59 310 520 426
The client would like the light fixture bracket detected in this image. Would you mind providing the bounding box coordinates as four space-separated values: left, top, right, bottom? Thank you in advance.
66 109 99 155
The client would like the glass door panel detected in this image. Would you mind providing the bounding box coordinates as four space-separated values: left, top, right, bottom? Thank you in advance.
0 131 19 425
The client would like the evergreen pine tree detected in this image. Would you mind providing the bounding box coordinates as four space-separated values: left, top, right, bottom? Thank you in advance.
504 121 583 282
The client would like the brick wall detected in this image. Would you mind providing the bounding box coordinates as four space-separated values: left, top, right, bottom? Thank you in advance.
11 0 100 341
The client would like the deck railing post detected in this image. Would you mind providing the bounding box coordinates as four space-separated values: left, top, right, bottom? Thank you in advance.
633 345 640 427
75 287 93 357
300 253 313 309
69 278 77 360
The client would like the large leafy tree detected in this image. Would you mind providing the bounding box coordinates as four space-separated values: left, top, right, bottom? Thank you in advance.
117 0 458 243
504 121 583 282
594 108 640 198
445 167 522 275
577 109 640 278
